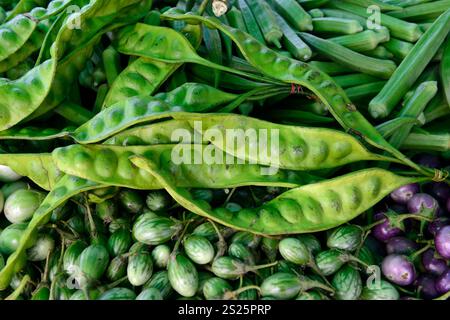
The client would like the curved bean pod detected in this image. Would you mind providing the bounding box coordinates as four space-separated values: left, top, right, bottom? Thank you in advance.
0 14 37 62
6 0 49 20
0 153 61 190
72 95 215 144
171 113 396 170
0 59 55 130
0 175 102 290
102 58 179 109
0 21 47 73
53 144 317 189
159 12 434 177
0 126 74 140
131 157 425 235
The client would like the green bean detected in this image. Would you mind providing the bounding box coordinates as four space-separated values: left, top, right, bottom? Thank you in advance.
226 6 247 33
0 15 37 62
376 117 419 139
54 101 95 125
308 61 350 75
424 94 450 124
272 0 313 32
160 12 434 176
320 8 369 29
402 132 450 152
102 46 121 87
389 81 438 149
300 33 396 79
333 74 379 89
245 0 283 48
134 157 426 235
0 58 55 130
312 17 363 35
0 153 62 190
273 10 312 61
237 0 265 44
385 0 433 7
328 1 423 42
94 83 108 114
340 0 402 11
171 113 397 170
364 46 395 59
346 81 387 101
202 24 223 87
53 144 320 190
0 175 102 290
369 9 450 119
441 38 450 106
383 38 414 60
308 9 324 18
329 30 389 52
297 0 330 10
0 126 74 141
389 0 450 21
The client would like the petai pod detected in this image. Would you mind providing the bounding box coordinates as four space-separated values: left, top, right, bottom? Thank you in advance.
53 144 319 190
173 113 395 170
0 15 37 62
0 126 74 141
134 157 426 236
0 153 62 190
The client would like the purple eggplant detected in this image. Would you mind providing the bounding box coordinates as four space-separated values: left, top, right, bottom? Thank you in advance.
435 225 450 259
390 184 420 205
372 212 403 242
421 249 448 276
407 193 439 216
435 269 450 294
386 237 418 255
427 217 449 236
381 254 416 286
415 274 439 299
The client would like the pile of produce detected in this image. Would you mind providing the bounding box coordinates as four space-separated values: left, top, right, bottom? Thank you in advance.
0 0 448 300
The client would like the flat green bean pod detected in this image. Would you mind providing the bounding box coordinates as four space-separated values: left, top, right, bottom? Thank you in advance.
72 96 215 144
171 113 396 170
0 22 47 73
0 153 62 190
131 157 425 235
6 0 49 20
104 119 195 146
102 58 180 109
53 144 317 189
0 126 74 140
0 58 55 130
159 12 434 177
0 14 37 62
0 174 102 290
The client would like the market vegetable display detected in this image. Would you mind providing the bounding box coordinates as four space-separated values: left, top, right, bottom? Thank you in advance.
0 0 448 300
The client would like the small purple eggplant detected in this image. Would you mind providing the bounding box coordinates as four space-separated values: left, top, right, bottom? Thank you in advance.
435 225 450 259
390 184 420 205
381 254 416 286
407 193 439 216
386 237 418 255
435 269 450 294
372 212 403 242
422 249 448 276
415 274 439 299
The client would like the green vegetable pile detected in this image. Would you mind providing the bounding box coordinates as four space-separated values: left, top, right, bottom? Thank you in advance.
0 0 448 300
